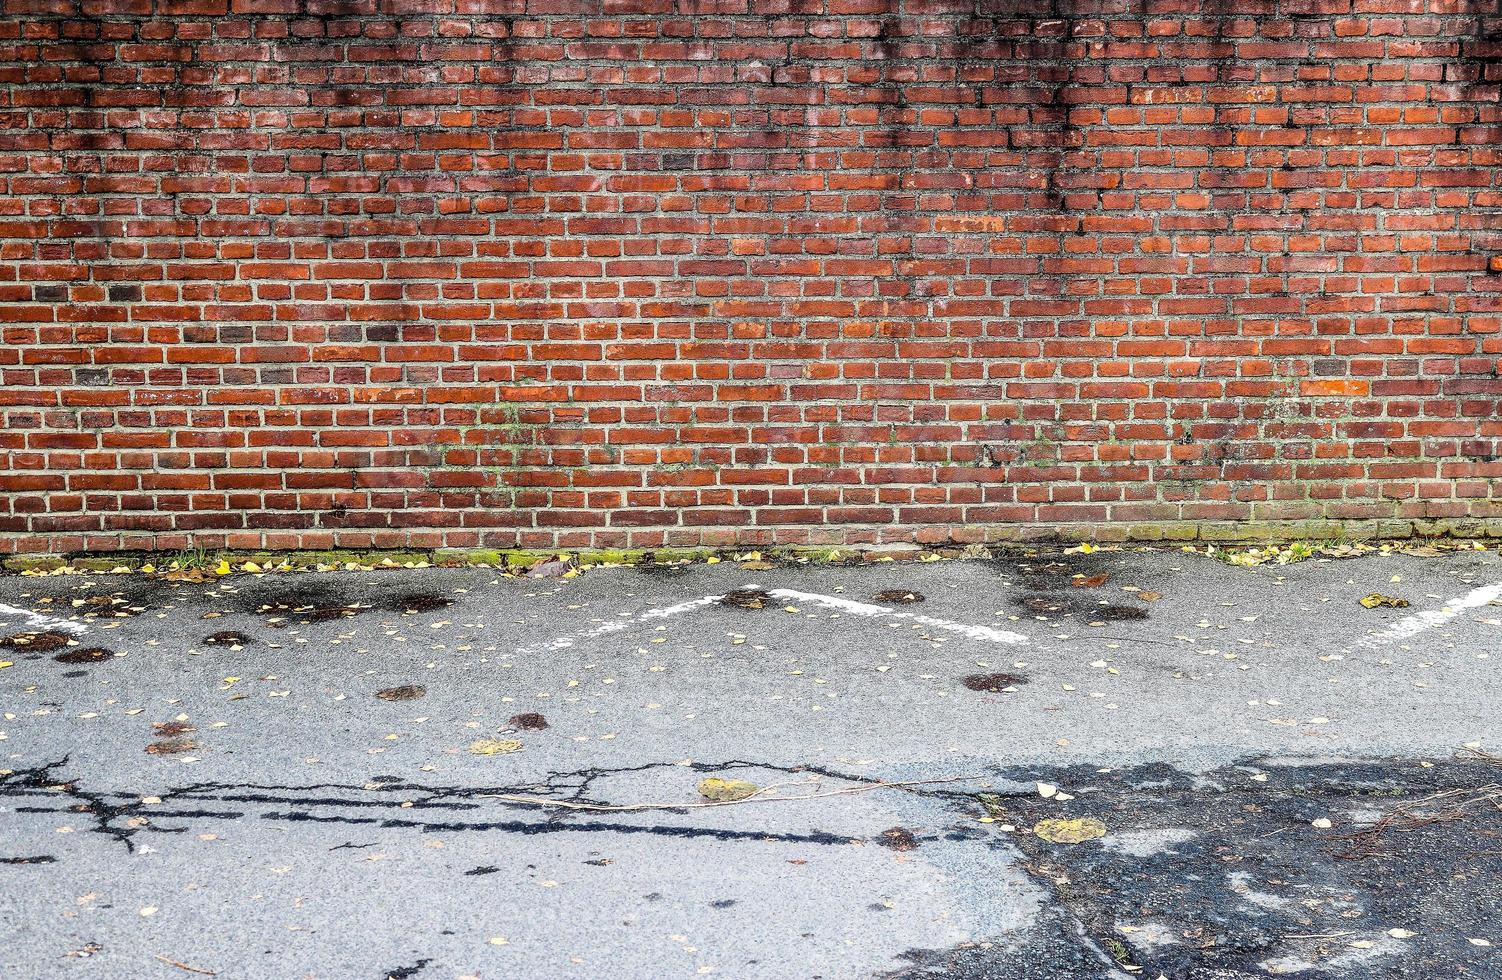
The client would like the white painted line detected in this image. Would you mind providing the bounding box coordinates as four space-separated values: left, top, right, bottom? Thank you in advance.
763 587 1029 645
0 603 89 637
515 586 1030 656
515 594 724 656
1356 580 1502 648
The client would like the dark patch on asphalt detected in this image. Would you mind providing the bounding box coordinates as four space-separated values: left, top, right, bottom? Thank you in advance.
1020 595 1071 614
145 739 196 755
710 898 737 908
464 865 500 876
77 594 144 619
53 648 111 664
0 855 56 865
508 712 549 730
930 758 1502 980
152 722 196 737
1 631 72 652
876 826 920 851
251 586 369 625
386 594 451 615
961 673 1027 692
720 588 771 609
375 685 426 702
383 958 431 979
1092 605 1147 622
634 562 689 578
873 589 925 604
203 630 254 646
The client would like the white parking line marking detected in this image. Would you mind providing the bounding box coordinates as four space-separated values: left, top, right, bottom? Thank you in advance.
517 586 1030 656
762 587 1029 645
0 603 89 636
516 594 724 655
1356 580 1502 648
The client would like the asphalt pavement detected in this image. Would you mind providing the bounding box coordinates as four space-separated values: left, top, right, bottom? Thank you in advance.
1 545 1500 979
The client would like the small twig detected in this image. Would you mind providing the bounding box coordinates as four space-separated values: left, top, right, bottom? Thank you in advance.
479 774 983 813
154 955 216 976
1281 930 1355 940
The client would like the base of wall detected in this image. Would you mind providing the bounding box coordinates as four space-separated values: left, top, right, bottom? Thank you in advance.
3 517 1501 564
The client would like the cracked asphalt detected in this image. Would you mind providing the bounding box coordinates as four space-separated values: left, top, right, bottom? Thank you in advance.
1 546 1501 979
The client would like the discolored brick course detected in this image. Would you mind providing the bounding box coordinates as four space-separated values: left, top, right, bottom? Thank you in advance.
1 0 1501 554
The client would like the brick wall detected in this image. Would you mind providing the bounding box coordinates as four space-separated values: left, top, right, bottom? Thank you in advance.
2 0 1501 554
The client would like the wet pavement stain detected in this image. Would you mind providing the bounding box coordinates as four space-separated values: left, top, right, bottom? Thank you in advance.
961 673 1028 692
250 586 371 625
720 588 772 609
1093 605 1147 622
53 648 112 665
387 594 452 615
145 739 197 755
375 685 426 702
76 594 143 619
1 631 72 652
203 630 254 646
876 827 920 851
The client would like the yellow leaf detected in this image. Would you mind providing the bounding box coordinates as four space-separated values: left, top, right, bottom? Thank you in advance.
241 561 262 573
0 661 12 670
213 560 232 576
1033 817 1108 844
697 777 759 802
469 738 523 756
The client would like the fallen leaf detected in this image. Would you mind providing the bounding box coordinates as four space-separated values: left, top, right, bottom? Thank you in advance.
697 777 759 802
1311 817 1333 829
1387 928 1417 939
469 738 523 756
1138 591 1161 602
1072 574 1110 588
1033 817 1107 844
1359 593 1409 609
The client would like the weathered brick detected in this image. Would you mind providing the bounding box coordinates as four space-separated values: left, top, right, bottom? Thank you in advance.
0 1 1498 553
